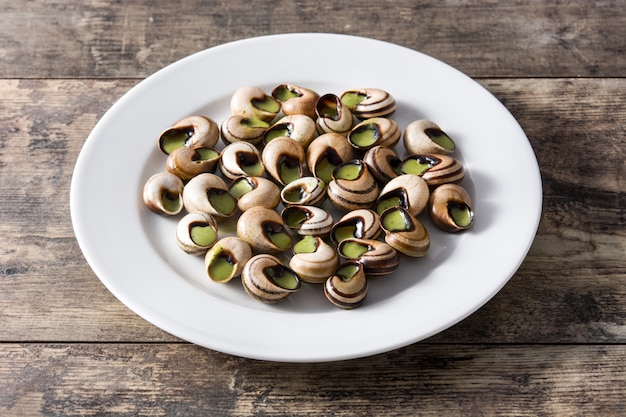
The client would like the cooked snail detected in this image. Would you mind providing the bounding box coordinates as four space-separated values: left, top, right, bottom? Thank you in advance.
204 236 252 283
324 261 368 309
237 206 294 253
219 141 265 180
340 88 396 119
229 176 281 212
281 205 334 237
363 145 401 183
271 84 319 119
330 209 382 244
261 136 305 186
280 176 326 207
403 119 455 155
230 86 281 122
165 146 220 181
380 207 430 257
158 115 220 155
306 132 355 185
315 93 354 136
289 235 340 284
241 254 301 303
429 183 474 232
220 114 269 145
143 172 185 216
337 238 399 276
182 173 237 218
264 114 317 150
175 212 219 255
375 174 430 217
399 154 464 187
347 117 401 150
327 159 379 212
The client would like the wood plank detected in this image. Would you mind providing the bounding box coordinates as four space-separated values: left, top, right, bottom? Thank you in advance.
1 78 624 343
0 343 624 416
0 79 176 342
0 1 624 78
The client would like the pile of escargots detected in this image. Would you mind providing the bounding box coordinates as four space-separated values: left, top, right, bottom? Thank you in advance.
143 85 474 309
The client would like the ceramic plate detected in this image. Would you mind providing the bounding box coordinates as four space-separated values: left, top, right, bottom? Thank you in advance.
70 33 542 362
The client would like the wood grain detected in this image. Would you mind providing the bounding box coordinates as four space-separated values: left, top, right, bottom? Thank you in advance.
0 1 624 78
0 343 624 416
1 78 624 343
0 79 175 342
1 1 625 414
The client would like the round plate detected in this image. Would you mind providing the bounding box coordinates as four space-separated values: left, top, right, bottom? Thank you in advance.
70 33 542 362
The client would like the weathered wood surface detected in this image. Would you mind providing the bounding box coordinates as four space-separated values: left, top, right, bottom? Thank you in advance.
1 0 625 415
0 343 624 416
1 0 625 78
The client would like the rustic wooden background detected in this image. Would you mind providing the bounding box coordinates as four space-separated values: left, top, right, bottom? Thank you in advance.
1 1 624 415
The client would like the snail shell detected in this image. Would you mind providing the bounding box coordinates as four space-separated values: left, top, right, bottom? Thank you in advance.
158 115 220 155
399 154 464 187
330 209 382 245
347 117 401 150
281 205 334 237
340 88 396 119
403 119 456 155
204 236 252 283
337 238 399 276
324 261 368 309
182 173 237 218
230 86 281 122
237 206 294 253
143 172 184 216
429 183 475 232
375 174 430 217
306 132 355 185
380 207 430 257
165 146 220 181
219 141 265 180
363 145 401 183
220 114 269 146
229 176 281 212
327 159 379 212
175 212 219 256
261 136 306 186
241 254 302 303
280 176 326 207
289 235 340 284
271 84 319 119
264 114 317 150
315 93 354 136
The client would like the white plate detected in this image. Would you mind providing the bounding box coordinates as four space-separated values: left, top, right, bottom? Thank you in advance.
70 33 542 362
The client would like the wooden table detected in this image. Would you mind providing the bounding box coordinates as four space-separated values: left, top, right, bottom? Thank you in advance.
1 1 624 415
